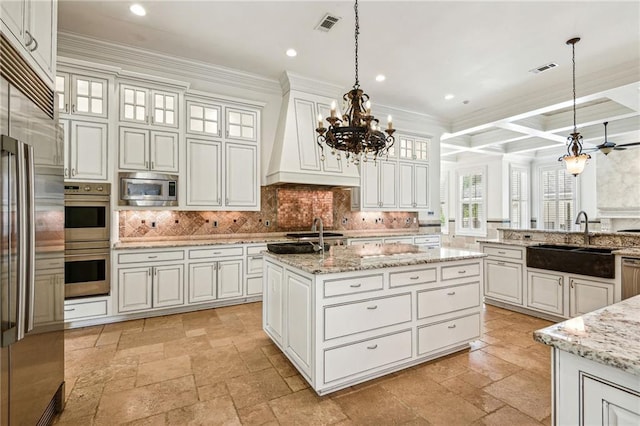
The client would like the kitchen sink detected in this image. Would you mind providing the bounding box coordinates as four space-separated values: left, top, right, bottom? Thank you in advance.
526 244 615 278
267 242 330 254
285 232 344 239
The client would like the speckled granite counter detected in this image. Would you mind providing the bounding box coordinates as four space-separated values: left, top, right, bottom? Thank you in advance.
478 238 640 256
112 230 437 249
264 244 486 275
533 295 640 376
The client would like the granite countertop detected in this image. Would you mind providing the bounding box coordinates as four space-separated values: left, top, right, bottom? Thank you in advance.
264 244 486 275
477 239 538 247
533 295 640 376
112 230 434 250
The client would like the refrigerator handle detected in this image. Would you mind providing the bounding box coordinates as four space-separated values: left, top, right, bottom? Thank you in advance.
25 143 36 333
16 140 27 341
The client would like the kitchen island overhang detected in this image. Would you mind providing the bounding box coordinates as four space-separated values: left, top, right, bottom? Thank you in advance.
262 244 487 395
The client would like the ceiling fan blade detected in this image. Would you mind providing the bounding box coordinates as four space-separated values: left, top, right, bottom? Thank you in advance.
616 141 640 147
613 147 627 151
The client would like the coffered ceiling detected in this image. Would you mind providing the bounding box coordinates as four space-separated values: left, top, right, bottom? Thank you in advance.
57 1 640 160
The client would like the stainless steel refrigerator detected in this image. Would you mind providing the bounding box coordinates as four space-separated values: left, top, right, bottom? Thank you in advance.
0 71 65 423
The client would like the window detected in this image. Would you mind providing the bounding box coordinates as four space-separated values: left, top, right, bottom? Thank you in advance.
440 174 448 234
510 166 529 229
539 166 576 230
456 167 486 236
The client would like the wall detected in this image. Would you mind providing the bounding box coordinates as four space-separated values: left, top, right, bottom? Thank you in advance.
119 185 419 239
596 148 640 230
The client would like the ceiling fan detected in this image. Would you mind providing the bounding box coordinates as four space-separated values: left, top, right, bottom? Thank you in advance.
587 121 640 155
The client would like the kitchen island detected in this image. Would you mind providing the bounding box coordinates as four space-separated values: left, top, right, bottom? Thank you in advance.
262 244 486 395
534 295 640 425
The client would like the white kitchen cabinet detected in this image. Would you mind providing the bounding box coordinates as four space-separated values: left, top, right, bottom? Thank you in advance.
569 276 614 317
118 264 184 313
186 138 222 206
188 262 217 304
186 100 222 137
119 126 179 173
1 0 56 87
397 135 429 161
56 73 108 118
119 84 178 128
583 376 640 425
186 250 243 303
225 143 258 208
218 259 243 299
264 261 284 345
485 259 523 304
152 264 185 308
399 162 429 210
61 119 108 180
362 160 397 209
527 270 564 315
413 235 441 249
225 106 257 142
246 244 267 297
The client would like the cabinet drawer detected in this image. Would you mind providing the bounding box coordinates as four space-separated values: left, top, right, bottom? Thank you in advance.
414 235 440 245
383 237 413 244
441 263 480 280
118 250 184 264
64 300 108 320
389 267 437 288
324 294 411 340
189 246 243 259
483 246 523 260
417 313 480 356
246 255 263 275
417 282 480 319
246 245 267 256
323 274 383 298
324 330 412 383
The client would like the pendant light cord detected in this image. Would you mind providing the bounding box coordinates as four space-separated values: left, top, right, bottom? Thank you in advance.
354 0 359 89
572 41 577 135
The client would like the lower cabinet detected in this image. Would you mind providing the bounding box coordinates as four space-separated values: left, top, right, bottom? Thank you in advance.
118 264 184 313
582 375 640 425
187 259 243 303
263 256 482 395
527 270 564 315
484 259 522 304
569 276 614 317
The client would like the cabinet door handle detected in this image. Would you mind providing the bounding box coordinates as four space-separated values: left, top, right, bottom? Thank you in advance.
366 344 378 350
497 261 505 266
64 103 69 113
154 268 157 276
147 255 158 259
366 305 378 310
409 276 420 280
217 198 221 205
24 30 34 47
29 37 38 52
64 168 68 177
498 251 506 255
145 161 149 169
570 279 574 289
349 283 362 288
71 168 76 176
151 162 155 170
212 251 222 255
72 104 76 113
64 308 76 312
448 324 456 329
148 268 152 276
151 115 155 124
225 198 229 205
558 277 562 286
447 291 456 296
458 270 466 274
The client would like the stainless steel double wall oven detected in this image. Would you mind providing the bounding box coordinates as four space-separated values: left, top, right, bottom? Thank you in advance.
64 182 111 298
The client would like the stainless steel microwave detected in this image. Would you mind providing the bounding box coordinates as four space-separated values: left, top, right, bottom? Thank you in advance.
119 172 178 206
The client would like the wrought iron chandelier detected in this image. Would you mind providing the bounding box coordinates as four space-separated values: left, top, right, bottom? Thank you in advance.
316 0 395 165
559 37 590 177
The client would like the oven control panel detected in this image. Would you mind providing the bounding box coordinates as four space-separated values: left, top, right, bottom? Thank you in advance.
64 182 111 195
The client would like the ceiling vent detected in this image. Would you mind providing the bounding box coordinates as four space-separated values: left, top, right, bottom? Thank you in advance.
316 14 340 32
529 62 558 74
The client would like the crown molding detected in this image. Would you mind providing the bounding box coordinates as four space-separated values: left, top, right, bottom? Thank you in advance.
186 89 267 109
57 56 121 75
118 69 190 91
58 32 281 95
280 71 344 98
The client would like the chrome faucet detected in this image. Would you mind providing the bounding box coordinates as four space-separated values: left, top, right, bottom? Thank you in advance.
311 217 324 255
575 210 589 245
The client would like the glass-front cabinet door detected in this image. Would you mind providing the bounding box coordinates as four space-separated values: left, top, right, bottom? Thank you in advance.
71 75 108 118
120 84 149 124
225 107 257 142
55 73 70 114
151 90 178 128
186 100 221 137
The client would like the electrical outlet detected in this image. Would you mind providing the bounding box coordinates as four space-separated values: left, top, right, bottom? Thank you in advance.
151 221 156 228
213 221 218 228
413 218 417 223
405 218 410 224
427 210 434 216
265 220 270 227
341 217 348 225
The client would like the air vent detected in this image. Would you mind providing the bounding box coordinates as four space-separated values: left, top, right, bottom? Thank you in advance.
316 14 340 32
529 62 558 74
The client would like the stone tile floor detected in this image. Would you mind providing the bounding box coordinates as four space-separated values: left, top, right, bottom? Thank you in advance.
54 302 554 425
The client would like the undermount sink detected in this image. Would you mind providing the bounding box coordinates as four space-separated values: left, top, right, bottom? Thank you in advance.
285 232 344 239
267 242 330 254
526 244 615 278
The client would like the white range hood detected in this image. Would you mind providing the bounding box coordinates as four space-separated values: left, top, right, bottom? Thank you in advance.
266 72 361 186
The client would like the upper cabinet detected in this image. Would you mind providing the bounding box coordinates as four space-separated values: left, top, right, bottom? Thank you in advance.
119 84 179 128
1 0 57 88
56 72 108 118
226 107 257 142
186 100 222 137
397 135 429 161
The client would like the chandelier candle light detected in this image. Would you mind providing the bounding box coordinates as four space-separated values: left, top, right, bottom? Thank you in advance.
559 37 590 177
316 0 395 165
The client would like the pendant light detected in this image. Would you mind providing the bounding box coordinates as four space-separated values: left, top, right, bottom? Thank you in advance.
559 37 590 177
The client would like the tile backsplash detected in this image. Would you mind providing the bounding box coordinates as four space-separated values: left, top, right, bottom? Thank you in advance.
119 185 418 239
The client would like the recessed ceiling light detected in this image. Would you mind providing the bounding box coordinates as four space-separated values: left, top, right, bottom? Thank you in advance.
130 3 146 16
375 74 386 82
444 94 455 100
286 48 297 57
